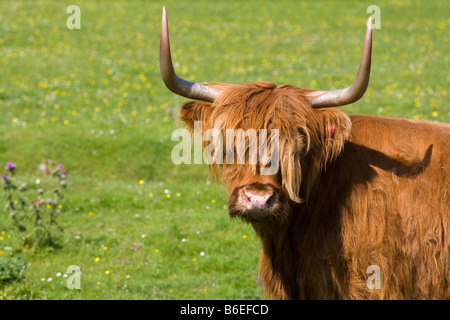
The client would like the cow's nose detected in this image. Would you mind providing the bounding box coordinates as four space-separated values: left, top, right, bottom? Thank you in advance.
241 185 274 211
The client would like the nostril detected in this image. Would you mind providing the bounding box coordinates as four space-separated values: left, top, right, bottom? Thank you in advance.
242 191 251 205
266 193 276 207
243 189 253 201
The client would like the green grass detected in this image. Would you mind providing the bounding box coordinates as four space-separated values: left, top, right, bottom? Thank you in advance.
0 0 448 299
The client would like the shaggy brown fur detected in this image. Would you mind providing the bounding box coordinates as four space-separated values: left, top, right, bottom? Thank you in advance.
179 82 450 299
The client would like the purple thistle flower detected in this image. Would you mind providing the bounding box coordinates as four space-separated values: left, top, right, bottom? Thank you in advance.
57 164 63 168
1 174 7 179
6 162 15 170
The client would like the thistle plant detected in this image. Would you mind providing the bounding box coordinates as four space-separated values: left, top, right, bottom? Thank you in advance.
2 162 67 250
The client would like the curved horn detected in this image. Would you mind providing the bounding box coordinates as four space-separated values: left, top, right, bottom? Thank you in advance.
160 7 222 102
305 17 373 108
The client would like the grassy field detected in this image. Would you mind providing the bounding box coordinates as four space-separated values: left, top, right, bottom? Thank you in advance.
0 0 448 300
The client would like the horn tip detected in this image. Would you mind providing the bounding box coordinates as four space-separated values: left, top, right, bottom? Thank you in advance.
161 7 168 31
367 16 373 30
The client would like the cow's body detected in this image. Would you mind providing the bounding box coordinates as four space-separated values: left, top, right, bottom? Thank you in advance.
258 115 450 299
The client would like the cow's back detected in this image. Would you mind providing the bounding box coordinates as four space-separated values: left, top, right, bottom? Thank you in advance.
292 115 450 299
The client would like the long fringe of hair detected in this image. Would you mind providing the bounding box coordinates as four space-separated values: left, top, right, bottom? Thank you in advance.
180 82 351 203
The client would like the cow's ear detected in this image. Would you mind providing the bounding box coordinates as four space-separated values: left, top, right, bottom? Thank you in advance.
179 101 214 131
313 108 352 163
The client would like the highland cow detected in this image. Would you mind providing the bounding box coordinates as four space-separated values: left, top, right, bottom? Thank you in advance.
160 7 450 299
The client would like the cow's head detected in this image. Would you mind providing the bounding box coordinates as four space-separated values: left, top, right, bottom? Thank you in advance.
160 7 372 226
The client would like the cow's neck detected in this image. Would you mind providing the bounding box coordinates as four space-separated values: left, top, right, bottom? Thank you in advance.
252 173 349 299
252 214 300 299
